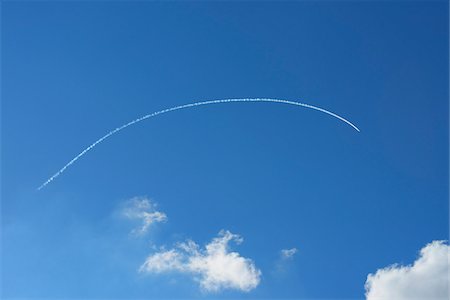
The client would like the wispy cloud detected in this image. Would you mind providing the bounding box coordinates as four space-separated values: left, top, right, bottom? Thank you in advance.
365 240 450 300
140 230 261 293
273 247 298 275
280 248 298 260
122 197 167 236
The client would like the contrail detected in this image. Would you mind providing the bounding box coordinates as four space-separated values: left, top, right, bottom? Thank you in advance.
37 98 360 190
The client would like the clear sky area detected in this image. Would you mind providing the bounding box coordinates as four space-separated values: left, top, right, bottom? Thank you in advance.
1 1 448 299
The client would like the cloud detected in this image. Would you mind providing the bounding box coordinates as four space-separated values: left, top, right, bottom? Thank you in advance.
365 240 450 300
140 230 261 293
273 247 298 275
122 197 167 236
280 248 298 259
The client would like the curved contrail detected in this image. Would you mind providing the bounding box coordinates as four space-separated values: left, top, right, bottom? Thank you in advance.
37 98 360 190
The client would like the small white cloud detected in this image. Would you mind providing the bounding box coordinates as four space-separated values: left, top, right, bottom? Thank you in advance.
274 247 298 275
122 197 167 236
140 230 261 293
280 248 298 259
365 240 450 300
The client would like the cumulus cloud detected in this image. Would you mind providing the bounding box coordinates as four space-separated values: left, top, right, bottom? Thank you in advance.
365 240 450 300
122 197 167 236
140 230 261 293
280 248 298 259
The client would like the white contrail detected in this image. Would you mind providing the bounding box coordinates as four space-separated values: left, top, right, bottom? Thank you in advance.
37 98 360 190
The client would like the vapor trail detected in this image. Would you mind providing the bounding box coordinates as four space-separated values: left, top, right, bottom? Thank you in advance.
37 98 359 190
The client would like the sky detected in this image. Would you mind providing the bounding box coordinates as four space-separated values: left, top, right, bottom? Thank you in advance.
1 1 449 299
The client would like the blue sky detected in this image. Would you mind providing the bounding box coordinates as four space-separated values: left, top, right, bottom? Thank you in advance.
1 1 448 299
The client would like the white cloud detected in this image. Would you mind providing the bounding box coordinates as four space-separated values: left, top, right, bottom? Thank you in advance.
280 248 298 259
122 197 167 236
365 240 450 300
273 247 298 275
140 230 261 293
